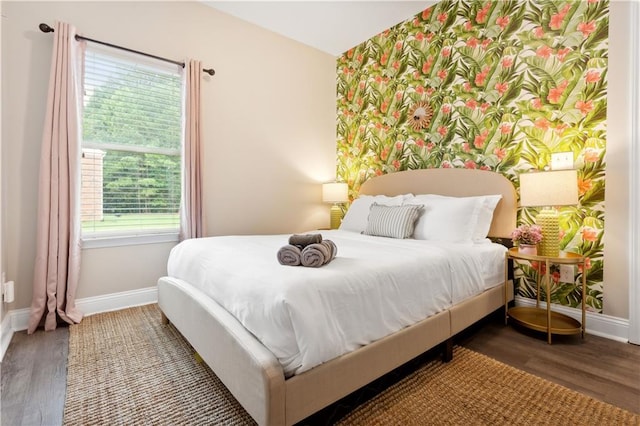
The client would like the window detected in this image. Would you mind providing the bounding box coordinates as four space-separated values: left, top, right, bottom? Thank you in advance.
81 45 182 243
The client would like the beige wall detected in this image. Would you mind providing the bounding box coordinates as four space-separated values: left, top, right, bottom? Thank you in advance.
1 1 337 310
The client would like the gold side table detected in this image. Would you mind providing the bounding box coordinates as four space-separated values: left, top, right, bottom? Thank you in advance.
504 247 586 344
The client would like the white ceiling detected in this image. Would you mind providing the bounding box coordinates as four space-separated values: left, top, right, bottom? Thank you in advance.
203 1 436 56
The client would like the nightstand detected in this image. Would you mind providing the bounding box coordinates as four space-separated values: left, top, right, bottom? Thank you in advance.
504 247 586 344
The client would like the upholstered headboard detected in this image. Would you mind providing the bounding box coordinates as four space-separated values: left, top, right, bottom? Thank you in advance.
359 169 517 239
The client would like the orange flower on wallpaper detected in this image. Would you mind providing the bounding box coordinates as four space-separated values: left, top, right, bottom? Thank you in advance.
547 80 568 104
578 177 593 195
578 21 597 38
549 4 571 30
476 2 491 23
533 26 545 38
499 123 512 134
474 130 489 148
475 67 489 86
494 148 507 160
536 45 553 58
557 47 571 62
437 12 448 23
581 227 598 242
467 37 479 48
585 70 601 83
534 117 550 130
501 56 514 68
578 257 592 273
531 98 543 109
576 99 594 116
496 16 510 29
464 160 477 169
584 148 600 163
422 57 434 74
495 81 508 95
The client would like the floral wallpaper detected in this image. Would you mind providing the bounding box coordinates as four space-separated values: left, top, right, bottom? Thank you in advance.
336 0 609 312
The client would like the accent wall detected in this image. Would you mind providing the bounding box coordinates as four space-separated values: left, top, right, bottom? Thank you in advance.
336 0 609 312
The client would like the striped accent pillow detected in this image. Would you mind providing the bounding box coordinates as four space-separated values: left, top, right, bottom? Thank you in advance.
363 203 423 239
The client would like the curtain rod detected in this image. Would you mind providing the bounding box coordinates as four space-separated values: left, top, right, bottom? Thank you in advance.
39 23 215 76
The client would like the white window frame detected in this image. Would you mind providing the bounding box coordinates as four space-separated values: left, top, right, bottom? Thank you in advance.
80 45 183 249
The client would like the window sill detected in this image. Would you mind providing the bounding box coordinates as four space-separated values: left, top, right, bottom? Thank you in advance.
82 232 179 249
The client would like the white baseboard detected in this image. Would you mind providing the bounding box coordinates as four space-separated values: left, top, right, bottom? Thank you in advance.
0 286 158 361
514 296 630 343
1 312 14 362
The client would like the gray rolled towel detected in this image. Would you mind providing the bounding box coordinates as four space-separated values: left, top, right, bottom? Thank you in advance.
277 244 302 266
301 242 331 267
321 240 337 262
288 233 322 249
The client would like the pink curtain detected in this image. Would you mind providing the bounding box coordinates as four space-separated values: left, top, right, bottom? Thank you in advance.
28 22 84 334
179 59 204 240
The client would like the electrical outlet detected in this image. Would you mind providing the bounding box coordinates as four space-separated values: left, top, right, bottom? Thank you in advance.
551 152 573 170
559 265 574 283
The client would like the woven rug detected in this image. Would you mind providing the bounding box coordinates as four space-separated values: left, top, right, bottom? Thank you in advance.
64 304 639 425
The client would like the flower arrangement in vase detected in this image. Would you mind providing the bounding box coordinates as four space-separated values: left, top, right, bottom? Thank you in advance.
511 224 543 255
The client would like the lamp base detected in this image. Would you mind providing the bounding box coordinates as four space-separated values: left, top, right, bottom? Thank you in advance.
536 208 560 257
330 205 342 229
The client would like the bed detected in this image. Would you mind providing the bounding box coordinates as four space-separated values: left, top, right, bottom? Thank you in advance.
157 168 517 425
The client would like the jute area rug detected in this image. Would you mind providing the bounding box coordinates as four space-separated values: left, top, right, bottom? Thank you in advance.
64 304 639 425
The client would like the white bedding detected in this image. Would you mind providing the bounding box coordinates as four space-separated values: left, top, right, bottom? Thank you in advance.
167 230 506 376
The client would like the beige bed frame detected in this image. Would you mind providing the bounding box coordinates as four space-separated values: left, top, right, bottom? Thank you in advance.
157 168 517 425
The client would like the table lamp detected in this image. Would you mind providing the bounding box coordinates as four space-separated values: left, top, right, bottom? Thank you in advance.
519 170 578 257
322 182 348 229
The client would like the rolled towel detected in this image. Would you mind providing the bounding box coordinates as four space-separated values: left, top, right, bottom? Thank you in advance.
288 233 322 249
277 245 302 266
321 240 337 262
301 242 331 268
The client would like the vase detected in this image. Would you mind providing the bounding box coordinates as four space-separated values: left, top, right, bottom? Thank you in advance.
518 244 537 255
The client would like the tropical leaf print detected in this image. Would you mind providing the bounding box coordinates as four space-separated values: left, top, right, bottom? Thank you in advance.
336 0 608 312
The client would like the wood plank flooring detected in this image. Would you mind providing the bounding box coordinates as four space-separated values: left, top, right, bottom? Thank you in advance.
1 326 69 426
1 311 638 425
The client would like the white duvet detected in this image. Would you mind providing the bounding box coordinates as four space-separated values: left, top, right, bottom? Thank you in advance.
167 230 505 376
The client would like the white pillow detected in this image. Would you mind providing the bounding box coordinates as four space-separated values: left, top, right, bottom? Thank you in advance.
472 195 502 242
406 194 502 243
407 194 482 243
363 203 423 239
340 194 411 233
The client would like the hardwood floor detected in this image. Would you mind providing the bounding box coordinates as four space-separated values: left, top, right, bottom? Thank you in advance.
1 311 638 425
1 326 69 426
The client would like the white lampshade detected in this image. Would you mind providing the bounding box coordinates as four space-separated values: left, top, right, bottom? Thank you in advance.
519 170 578 257
322 182 348 204
519 170 578 207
